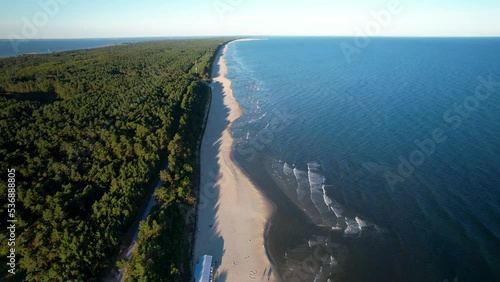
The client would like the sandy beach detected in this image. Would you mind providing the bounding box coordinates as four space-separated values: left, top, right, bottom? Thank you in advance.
193 40 277 282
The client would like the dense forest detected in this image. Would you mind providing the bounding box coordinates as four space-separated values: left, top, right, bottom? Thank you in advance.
0 38 227 281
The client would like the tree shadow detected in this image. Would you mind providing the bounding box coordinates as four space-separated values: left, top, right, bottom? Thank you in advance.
193 54 231 281
215 270 228 282
0 92 59 103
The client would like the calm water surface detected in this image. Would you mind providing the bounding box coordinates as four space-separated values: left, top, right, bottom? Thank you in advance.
225 37 500 282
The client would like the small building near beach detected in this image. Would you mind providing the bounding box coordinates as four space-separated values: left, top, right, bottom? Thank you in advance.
194 255 214 282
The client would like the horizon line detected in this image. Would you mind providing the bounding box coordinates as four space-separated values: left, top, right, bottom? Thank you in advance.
2 35 500 40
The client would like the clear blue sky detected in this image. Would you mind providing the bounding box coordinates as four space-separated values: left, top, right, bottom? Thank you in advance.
1 0 500 38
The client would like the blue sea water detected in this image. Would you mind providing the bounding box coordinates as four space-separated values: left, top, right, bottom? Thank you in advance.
0 37 181 57
225 38 500 282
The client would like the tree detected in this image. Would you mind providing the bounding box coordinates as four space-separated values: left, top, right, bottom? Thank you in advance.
159 169 170 183
0 38 229 281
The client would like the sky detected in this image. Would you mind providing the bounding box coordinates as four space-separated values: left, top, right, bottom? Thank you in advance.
1 0 500 39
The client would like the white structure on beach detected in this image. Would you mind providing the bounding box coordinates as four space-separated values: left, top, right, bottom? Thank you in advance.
194 255 214 282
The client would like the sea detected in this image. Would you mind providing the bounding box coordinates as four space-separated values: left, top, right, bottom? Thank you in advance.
225 37 500 282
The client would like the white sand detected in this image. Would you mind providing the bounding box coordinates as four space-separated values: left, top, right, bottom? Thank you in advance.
193 40 277 282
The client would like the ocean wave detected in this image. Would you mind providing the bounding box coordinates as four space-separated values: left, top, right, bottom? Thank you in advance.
308 162 338 226
344 217 361 236
277 159 382 237
308 235 329 248
293 167 312 205
283 162 294 177
323 184 344 218
355 216 367 229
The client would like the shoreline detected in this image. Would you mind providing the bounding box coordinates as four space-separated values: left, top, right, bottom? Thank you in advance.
194 39 278 281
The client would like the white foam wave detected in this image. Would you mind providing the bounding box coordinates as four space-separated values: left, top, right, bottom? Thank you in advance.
355 216 367 229
313 267 323 282
344 217 361 236
331 224 343 231
293 167 311 205
308 162 338 226
322 185 344 218
288 162 382 237
330 255 338 267
308 235 328 248
283 162 293 177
